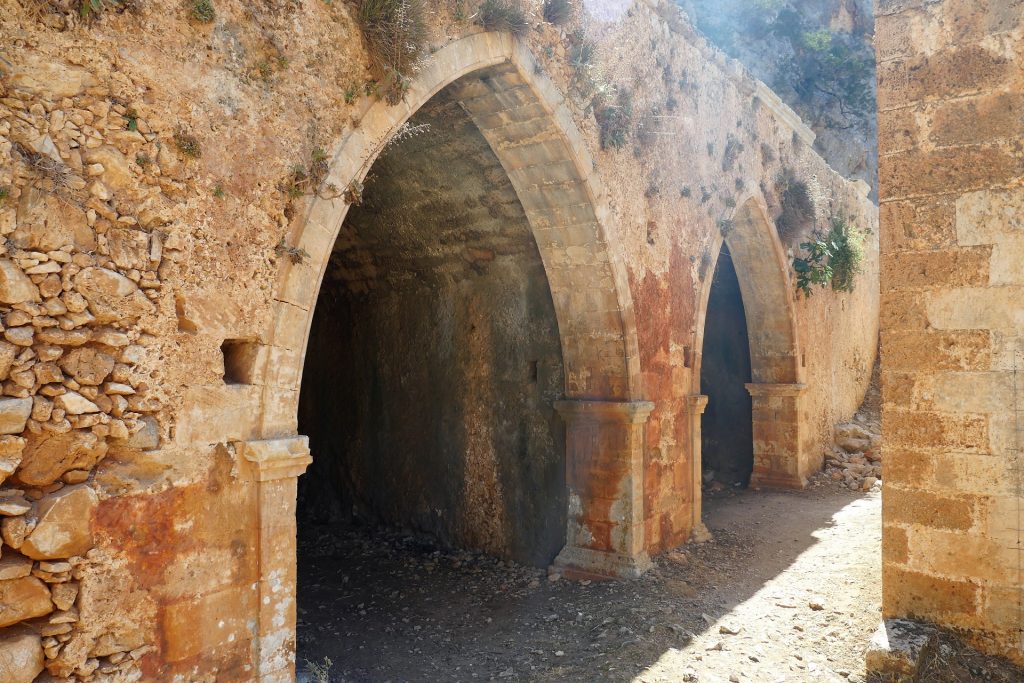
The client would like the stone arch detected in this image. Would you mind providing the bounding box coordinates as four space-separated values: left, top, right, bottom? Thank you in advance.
690 195 807 509
237 37 652 673
255 33 643 441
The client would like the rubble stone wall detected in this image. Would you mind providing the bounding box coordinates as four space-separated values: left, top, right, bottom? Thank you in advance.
0 0 877 679
876 0 1024 666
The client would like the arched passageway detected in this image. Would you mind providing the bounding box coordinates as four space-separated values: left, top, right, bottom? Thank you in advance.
296 86 568 564
699 244 754 487
693 198 807 515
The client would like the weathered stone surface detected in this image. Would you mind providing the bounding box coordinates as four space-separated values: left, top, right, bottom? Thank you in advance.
7 55 99 98
106 228 152 271
59 348 115 386
50 581 79 611
0 260 40 304
55 391 100 415
0 552 34 580
13 188 94 252
0 627 45 683
0 576 54 627
73 267 155 323
113 415 159 450
20 484 99 560
0 341 19 381
1 515 32 550
84 146 134 192
16 430 108 487
0 397 32 435
0 497 31 516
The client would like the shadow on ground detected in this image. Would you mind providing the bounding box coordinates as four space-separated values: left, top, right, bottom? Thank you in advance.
297 486 879 683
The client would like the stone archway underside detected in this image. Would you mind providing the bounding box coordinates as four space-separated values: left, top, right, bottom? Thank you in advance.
237 33 651 681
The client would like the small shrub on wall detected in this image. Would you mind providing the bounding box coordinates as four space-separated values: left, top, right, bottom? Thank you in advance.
478 0 529 36
357 0 429 104
792 215 865 297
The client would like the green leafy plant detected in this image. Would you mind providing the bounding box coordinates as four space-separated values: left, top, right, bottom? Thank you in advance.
0 186 9 204
478 0 529 37
358 0 429 104
191 0 215 23
542 0 571 25
213 184 225 198
792 215 865 297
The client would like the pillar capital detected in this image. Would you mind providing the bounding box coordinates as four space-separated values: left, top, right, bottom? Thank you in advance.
235 436 312 482
685 394 709 414
554 399 655 424
745 382 807 398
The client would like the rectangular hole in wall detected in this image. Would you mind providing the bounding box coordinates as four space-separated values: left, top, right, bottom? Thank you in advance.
222 339 260 385
528 360 539 383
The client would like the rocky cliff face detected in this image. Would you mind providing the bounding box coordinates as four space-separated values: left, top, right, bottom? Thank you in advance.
675 0 877 194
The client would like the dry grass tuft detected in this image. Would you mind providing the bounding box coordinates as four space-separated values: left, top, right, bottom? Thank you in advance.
358 0 429 104
478 0 529 37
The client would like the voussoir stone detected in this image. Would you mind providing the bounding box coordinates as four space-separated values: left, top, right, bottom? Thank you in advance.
0 576 54 627
20 484 99 560
0 397 32 435
15 430 108 487
0 626 45 683
0 260 40 304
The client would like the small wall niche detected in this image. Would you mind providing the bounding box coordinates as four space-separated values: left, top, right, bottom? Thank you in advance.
221 339 260 385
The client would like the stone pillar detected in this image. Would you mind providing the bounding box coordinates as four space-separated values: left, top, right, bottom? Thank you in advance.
685 394 711 542
551 399 655 579
746 383 808 489
235 437 313 683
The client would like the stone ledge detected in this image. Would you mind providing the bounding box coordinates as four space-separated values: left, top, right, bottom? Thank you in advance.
554 400 656 424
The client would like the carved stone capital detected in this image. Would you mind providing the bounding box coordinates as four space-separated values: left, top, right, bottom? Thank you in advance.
235 436 312 482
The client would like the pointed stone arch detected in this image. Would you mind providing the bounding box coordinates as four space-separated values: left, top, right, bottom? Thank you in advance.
689 195 808 529
237 34 652 676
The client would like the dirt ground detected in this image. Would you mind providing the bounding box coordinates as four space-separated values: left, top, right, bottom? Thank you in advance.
296 483 883 683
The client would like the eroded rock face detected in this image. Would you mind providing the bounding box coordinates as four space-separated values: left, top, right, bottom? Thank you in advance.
0 627 45 683
16 430 108 487
20 485 99 560
0 577 54 627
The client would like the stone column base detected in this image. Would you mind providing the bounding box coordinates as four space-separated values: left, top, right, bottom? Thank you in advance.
551 545 652 581
746 383 808 490
553 399 655 581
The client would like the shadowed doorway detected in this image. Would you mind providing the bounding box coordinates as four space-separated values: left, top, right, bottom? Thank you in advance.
699 244 754 487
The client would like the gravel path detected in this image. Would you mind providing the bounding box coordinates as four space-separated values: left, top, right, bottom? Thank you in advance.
297 486 881 683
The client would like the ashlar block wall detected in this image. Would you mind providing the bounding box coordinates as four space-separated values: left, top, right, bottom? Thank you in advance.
876 0 1024 664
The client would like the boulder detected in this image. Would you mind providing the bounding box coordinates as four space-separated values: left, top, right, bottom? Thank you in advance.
0 627 44 683
0 397 32 435
59 348 115 386
20 485 99 560
0 260 40 304
0 576 54 627
15 430 108 487
72 267 155 323
107 228 152 271
50 581 79 611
